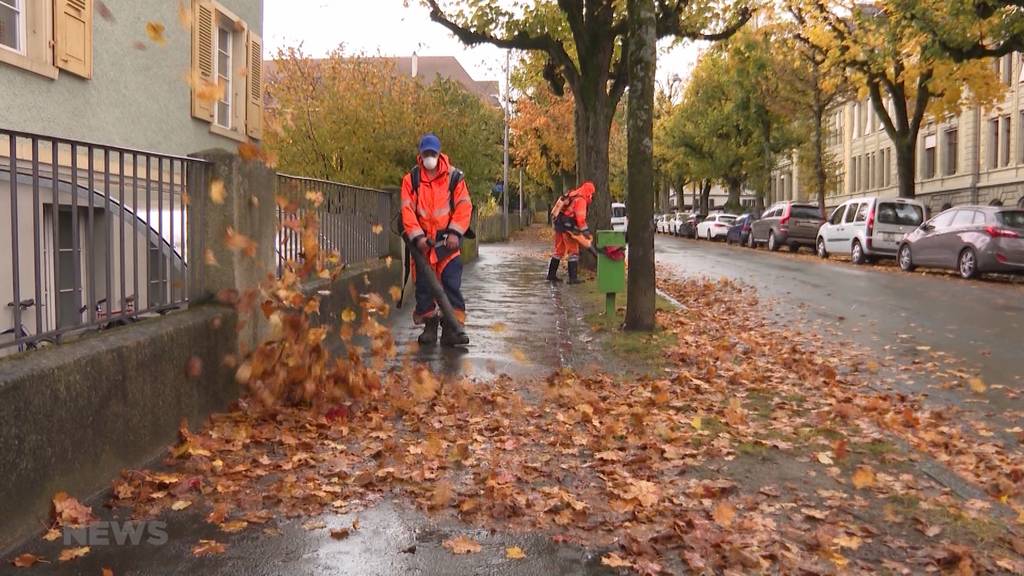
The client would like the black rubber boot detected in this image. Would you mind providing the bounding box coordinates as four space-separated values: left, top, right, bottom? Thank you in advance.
417 318 440 345
546 258 563 282
440 320 470 347
568 260 583 284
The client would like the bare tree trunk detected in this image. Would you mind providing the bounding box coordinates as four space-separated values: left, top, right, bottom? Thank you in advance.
625 0 657 332
895 138 916 199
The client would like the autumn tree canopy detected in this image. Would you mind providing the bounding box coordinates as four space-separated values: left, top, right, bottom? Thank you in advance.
265 47 503 203
423 0 750 231
796 0 1005 198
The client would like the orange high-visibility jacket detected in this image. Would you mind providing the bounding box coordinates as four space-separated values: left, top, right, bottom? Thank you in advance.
400 153 472 268
559 182 595 232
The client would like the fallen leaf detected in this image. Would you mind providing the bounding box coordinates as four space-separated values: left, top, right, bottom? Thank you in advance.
210 179 226 204
713 501 736 527
372 224 384 235
341 309 357 323
171 500 192 511
58 547 90 562
442 535 481 555
11 553 46 567
96 1 114 22
968 377 987 394
145 22 166 45
817 452 834 465
601 553 633 568
330 527 351 540
185 357 203 379
191 540 226 557
852 466 876 489
219 520 248 534
389 286 402 302
204 248 219 267
52 492 96 528
301 520 326 531
835 535 863 550
691 416 703 431
42 528 61 542
506 546 526 560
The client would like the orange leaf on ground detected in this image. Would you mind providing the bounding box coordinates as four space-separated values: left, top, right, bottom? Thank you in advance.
145 22 166 45
443 535 481 555
191 540 226 557
713 501 736 527
58 547 90 562
852 466 876 489
601 553 633 568
11 553 46 567
52 492 96 528
506 546 526 559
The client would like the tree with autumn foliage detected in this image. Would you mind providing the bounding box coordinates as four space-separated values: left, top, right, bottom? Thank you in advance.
265 47 502 204
795 0 1006 199
421 0 750 233
894 0 1024 61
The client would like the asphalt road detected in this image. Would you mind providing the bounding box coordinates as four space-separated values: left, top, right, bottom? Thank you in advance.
656 234 1024 413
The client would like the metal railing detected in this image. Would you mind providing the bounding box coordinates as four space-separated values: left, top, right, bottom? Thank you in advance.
275 174 392 273
0 128 210 352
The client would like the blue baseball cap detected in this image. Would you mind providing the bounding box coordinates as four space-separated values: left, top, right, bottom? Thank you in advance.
419 133 441 155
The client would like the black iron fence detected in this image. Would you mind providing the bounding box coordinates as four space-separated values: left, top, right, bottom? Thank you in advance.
0 128 210 353
275 173 392 272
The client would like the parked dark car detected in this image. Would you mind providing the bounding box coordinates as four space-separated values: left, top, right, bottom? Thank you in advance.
749 202 825 252
678 213 705 238
725 214 753 246
898 206 1024 279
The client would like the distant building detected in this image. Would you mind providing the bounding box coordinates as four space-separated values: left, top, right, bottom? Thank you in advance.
772 53 1024 213
669 183 757 213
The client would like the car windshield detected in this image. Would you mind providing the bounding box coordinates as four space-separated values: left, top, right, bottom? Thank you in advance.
878 203 924 226
719 215 737 223
791 206 821 219
612 206 627 218
997 210 1024 229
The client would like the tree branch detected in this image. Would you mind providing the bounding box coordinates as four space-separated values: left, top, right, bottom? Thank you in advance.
424 0 581 89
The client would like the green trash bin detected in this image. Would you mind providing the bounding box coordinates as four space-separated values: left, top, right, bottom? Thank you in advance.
595 230 626 320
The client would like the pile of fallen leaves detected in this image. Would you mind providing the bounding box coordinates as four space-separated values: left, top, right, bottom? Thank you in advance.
15 208 1024 574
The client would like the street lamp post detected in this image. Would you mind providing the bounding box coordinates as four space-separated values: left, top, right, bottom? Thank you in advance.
502 50 510 239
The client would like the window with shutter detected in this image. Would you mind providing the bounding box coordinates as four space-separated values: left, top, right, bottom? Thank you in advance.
191 1 216 122
55 0 92 79
246 31 263 140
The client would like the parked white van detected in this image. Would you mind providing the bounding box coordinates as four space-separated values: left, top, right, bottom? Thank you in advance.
817 197 927 264
612 202 628 232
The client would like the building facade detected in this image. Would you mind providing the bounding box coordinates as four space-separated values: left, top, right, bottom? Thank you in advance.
1 0 264 352
772 53 1024 214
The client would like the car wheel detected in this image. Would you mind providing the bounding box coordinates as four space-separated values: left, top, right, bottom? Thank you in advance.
707 229 713 241
747 233 756 249
817 237 828 259
958 247 979 279
851 241 865 265
768 231 779 252
898 244 915 272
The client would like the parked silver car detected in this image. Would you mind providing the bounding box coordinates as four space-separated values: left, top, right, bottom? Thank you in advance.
898 206 1024 279
817 197 926 264
749 202 825 252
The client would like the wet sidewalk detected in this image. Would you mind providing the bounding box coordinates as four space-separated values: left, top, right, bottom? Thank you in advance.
3 235 619 576
391 235 604 380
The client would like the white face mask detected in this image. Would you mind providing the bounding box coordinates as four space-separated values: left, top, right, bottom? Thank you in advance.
422 155 439 171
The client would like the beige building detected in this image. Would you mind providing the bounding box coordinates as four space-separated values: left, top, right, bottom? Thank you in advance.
1 0 263 351
772 53 1024 213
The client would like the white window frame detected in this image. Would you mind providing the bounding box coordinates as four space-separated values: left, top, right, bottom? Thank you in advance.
0 0 27 56
214 21 233 130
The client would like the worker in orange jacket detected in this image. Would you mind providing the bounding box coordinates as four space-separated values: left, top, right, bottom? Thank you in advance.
547 181 595 284
401 133 473 347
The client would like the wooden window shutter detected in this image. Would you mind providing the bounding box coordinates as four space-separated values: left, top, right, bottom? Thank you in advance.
55 0 93 79
191 1 216 122
245 30 264 140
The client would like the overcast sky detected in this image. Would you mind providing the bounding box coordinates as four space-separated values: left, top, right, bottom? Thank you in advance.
264 0 705 97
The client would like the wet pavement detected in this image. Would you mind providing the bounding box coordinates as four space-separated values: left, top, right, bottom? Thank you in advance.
390 241 604 379
655 234 1024 414
2 238 617 576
